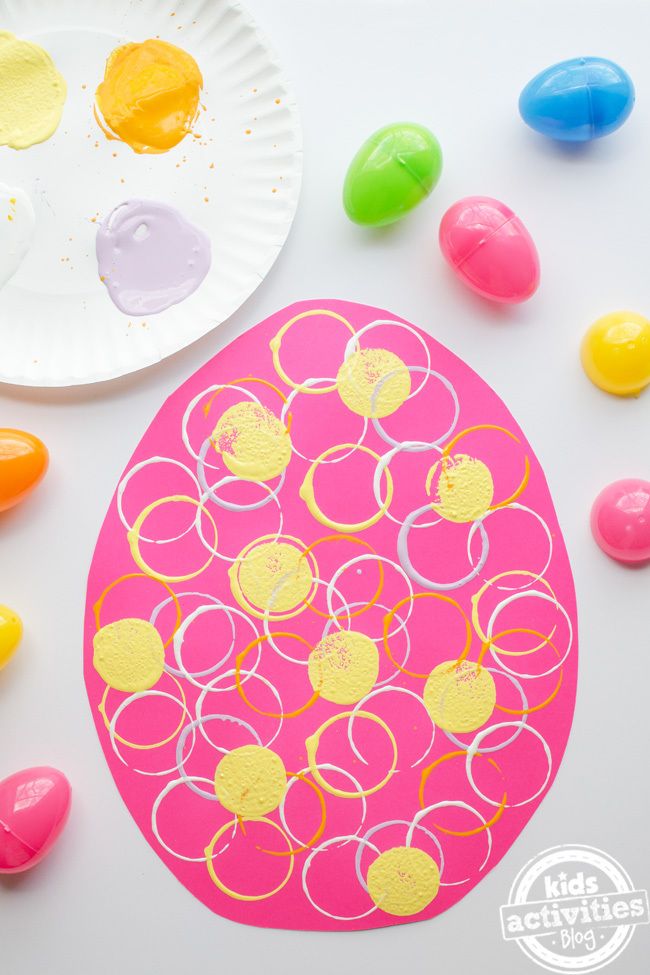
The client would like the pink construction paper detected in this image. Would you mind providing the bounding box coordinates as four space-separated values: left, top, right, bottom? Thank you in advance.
84 299 578 931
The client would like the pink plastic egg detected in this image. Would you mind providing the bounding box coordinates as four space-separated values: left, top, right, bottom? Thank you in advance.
439 196 540 303
591 479 650 564
0 766 71 873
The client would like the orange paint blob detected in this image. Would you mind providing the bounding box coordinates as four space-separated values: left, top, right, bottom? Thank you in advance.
0 429 49 512
94 39 203 154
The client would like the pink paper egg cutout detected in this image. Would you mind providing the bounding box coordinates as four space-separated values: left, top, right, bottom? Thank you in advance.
591 478 650 564
439 196 540 303
0 766 71 874
84 299 577 931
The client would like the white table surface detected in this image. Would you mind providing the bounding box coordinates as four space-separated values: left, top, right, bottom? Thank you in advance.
1 1 649 973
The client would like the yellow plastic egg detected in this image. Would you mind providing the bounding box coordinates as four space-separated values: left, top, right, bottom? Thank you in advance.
0 605 22 670
581 310 650 396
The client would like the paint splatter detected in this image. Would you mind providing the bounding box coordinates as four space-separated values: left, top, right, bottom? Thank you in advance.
0 183 35 288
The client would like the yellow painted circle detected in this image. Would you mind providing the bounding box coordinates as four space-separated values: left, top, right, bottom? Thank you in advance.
93 618 165 692
212 401 292 482
306 710 398 798
426 454 494 523
229 539 315 618
581 310 650 396
300 443 393 533
367 846 440 916
0 604 22 671
127 495 218 583
214 745 287 818
423 660 496 732
205 816 294 901
269 308 357 393
98 674 187 750
308 630 379 704
336 348 411 418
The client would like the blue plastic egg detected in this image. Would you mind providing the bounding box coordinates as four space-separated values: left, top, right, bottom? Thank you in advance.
519 57 635 142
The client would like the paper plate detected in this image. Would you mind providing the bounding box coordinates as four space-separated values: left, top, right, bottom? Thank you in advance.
0 0 302 386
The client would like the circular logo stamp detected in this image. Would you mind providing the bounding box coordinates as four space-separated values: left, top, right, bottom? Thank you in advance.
500 845 648 972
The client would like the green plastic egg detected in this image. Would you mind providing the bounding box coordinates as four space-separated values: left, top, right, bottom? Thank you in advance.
343 122 442 227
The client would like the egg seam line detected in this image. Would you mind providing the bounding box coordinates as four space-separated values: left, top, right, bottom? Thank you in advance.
396 152 431 195
0 816 38 853
584 77 596 139
453 215 517 269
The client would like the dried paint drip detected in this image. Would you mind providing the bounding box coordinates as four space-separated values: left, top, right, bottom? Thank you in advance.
0 183 35 289
96 199 211 316
0 31 66 149
95 39 203 154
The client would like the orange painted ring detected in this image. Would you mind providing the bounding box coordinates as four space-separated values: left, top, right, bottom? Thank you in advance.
484 627 564 715
93 571 182 650
235 632 319 719
300 533 385 620
440 423 530 510
384 591 472 679
418 749 507 836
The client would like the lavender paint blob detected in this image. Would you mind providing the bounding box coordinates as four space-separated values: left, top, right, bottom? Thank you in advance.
96 199 211 315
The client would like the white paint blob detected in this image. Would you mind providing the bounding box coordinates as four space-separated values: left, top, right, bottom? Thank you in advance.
0 183 35 289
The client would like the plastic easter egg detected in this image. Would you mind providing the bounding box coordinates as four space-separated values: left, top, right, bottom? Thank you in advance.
439 196 540 303
84 299 578 932
343 123 442 227
519 57 635 142
581 311 650 396
0 604 22 670
0 428 49 512
0 767 71 873
591 479 650 564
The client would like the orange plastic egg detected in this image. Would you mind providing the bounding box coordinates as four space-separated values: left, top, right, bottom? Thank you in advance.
0 429 49 512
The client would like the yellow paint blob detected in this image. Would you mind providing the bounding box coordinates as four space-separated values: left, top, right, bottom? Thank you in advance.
230 540 313 617
93 618 165 692
423 660 496 733
337 348 411 418
0 604 22 671
212 402 291 482
580 311 650 396
214 745 286 818
426 453 494 523
0 31 66 149
367 846 440 916
308 630 379 704
95 39 202 154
